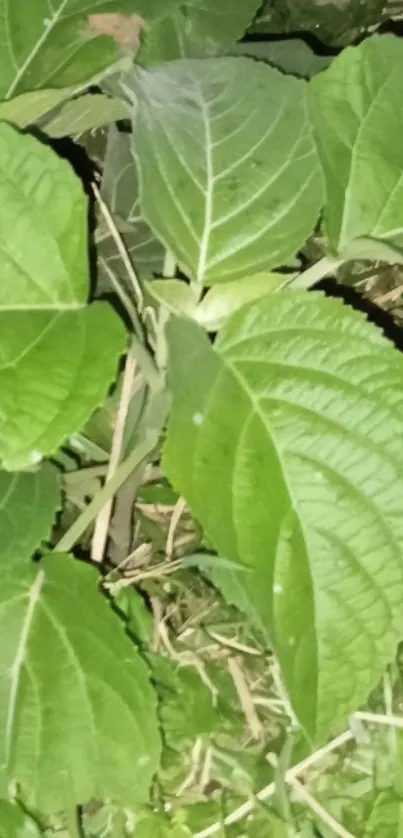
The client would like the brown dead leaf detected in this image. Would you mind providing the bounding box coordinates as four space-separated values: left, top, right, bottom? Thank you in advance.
86 13 144 54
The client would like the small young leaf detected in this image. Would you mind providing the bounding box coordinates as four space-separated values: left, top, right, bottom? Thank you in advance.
129 57 322 284
233 39 331 78
0 464 60 565
309 35 403 253
164 293 403 742
0 124 126 469
0 555 160 811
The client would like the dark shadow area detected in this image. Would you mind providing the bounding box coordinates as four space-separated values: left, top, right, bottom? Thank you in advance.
315 277 403 352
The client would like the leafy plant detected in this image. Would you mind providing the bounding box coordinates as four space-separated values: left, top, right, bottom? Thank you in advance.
3 3 403 837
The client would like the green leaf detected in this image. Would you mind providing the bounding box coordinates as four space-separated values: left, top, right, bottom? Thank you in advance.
98 125 164 286
0 800 42 837
0 123 126 470
129 58 322 285
41 93 128 138
163 292 403 741
146 279 199 318
233 38 332 78
138 0 261 65
0 0 162 100
365 791 403 837
0 464 60 565
0 554 160 811
309 35 403 254
0 89 72 128
194 273 287 331
250 0 384 47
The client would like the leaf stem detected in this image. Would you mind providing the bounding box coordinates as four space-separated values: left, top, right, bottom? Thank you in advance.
285 255 344 290
65 805 82 838
54 430 159 554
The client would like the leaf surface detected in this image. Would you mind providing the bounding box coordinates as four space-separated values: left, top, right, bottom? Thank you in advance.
0 124 126 469
139 0 261 64
309 35 403 253
129 57 322 284
0 0 165 99
0 800 42 837
0 555 160 811
98 125 164 287
0 465 60 565
164 292 403 741
250 0 384 47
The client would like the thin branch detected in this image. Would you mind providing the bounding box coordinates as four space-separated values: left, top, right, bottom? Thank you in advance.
166 496 187 559
93 181 144 312
54 430 159 554
288 776 358 838
99 255 140 329
228 657 263 741
91 350 138 563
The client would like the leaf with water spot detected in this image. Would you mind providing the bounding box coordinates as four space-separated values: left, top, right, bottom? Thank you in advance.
128 57 322 285
0 554 160 811
164 292 403 741
0 123 126 470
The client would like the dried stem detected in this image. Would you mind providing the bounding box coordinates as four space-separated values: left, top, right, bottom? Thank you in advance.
91 350 138 563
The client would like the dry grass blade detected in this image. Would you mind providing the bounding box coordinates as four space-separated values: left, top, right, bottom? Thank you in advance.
228 656 263 741
91 351 137 563
93 181 144 313
288 776 358 838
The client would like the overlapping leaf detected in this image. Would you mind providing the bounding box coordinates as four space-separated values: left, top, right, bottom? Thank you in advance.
0 555 160 811
129 57 322 285
164 292 403 741
0 124 126 469
0 0 163 100
309 35 403 254
0 465 60 565
138 0 261 64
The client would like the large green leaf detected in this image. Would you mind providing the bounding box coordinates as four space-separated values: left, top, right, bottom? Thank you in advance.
138 0 261 65
128 58 322 285
0 124 126 470
0 554 160 811
0 465 60 564
0 0 168 100
97 125 164 288
163 292 403 741
309 35 403 254
250 0 384 47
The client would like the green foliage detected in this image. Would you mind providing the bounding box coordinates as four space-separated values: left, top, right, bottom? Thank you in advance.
0 554 160 811
0 123 126 469
138 0 261 64
128 57 322 284
164 292 403 741
310 35 403 254
3 5 403 838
